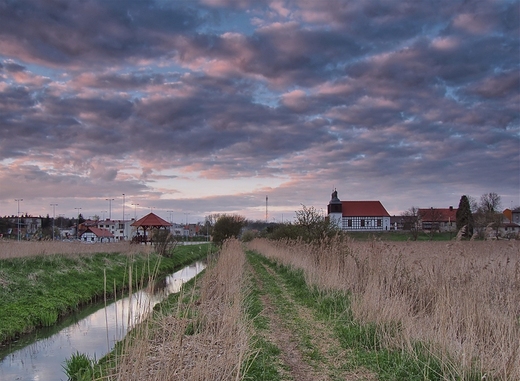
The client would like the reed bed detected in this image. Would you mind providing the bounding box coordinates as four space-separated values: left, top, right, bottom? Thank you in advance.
247 237 520 380
0 240 153 259
104 239 251 381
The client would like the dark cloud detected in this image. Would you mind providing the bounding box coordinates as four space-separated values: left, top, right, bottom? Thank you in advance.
0 0 518 220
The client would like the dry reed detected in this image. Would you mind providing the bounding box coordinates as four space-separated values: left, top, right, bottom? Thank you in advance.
105 239 251 381
0 240 152 259
247 237 520 380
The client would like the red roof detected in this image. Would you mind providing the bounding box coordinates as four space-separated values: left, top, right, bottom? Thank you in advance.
131 212 172 227
418 208 457 222
84 227 114 238
341 201 390 217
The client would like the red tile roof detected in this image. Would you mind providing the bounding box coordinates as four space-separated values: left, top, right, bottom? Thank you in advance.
131 212 172 227
84 227 114 238
341 201 390 217
418 208 457 222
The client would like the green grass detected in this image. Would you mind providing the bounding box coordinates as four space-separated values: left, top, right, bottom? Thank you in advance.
242 261 284 381
63 351 97 381
0 244 215 344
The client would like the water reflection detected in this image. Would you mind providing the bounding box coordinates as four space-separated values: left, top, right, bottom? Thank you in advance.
0 261 206 381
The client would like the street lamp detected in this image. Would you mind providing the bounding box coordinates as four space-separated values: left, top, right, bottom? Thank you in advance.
106 198 114 220
132 203 139 219
184 213 190 239
122 194 125 221
15 199 23 241
50 203 58 240
75 207 82 240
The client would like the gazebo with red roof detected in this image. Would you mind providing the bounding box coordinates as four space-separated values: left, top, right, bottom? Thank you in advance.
131 212 172 244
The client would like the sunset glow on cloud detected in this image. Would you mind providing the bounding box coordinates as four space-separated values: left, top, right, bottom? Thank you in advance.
0 0 518 223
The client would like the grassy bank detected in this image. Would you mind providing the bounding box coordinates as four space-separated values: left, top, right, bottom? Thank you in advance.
93 240 250 380
0 243 214 344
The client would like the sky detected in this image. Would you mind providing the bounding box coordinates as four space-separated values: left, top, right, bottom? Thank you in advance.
0 0 519 225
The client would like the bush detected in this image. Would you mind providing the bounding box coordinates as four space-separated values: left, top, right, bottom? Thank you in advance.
212 214 246 246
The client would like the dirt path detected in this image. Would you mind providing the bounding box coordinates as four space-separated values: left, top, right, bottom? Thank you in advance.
247 254 374 381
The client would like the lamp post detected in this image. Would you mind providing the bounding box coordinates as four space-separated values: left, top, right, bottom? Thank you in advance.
106 198 114 220
122 194 126 241
184 213 190 239
132 203 139 219
15 199 23 241
75 207 82 240
50 203 58 240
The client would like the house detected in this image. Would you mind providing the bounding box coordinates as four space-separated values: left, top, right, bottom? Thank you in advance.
80 227 115 243
501 222 520 238
418 207 457 232
500 209 520 238
327 190 391 231
95 219 135 241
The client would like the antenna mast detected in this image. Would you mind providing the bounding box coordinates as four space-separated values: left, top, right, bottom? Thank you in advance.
266 196 268 222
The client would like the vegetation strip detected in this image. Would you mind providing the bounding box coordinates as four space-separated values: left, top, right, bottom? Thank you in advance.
245 250 457 380
0 244 213 345
88 240 250 381
246 250 359 381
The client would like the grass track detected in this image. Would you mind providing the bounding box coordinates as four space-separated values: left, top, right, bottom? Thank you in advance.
245 250 450 381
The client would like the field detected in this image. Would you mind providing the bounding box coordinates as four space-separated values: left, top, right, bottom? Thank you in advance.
0 240 153 259
1 238 518 380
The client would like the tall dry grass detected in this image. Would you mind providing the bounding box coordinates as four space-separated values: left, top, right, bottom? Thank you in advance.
0 240 152 259
104 239 251 381
247 237 520 380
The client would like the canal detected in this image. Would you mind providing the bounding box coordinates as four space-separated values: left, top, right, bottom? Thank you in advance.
0 261 206 381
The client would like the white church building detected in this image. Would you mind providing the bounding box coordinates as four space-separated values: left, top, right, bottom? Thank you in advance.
327 190 391 231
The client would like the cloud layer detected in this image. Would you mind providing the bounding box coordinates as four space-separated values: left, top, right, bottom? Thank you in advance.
0 0 518 221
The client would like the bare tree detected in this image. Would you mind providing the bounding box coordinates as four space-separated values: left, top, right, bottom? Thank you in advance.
474 193 503 239
294 204 339 242
401 207 420 241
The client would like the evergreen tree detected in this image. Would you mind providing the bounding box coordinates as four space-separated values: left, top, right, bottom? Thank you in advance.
78 213 86 224
456 195 473 238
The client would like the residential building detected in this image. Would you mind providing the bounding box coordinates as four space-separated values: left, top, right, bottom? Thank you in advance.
95 219 135 241
327 190 391 231
80 227 115 243
418 207 457 232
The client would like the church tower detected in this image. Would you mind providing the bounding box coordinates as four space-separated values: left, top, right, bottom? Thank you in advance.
327 189 343 229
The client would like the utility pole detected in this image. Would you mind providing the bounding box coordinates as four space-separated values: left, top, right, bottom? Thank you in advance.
50 203 58 240
15 199 23 241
